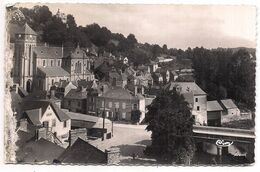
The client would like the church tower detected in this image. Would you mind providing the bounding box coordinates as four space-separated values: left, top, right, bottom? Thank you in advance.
13 23 37 92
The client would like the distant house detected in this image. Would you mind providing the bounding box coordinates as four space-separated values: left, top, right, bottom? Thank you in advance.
207 100 223 127
108 67 127 88
219 99 240 116
20 100 71 143
96 87 145 122
164 82 207 125
55 80 77 98
62 87 87 114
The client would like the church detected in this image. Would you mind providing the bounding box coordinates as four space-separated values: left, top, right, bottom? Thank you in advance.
9 22 96 92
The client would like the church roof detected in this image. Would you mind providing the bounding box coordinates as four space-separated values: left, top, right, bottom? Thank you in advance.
17 23 37 35
38 66 70 77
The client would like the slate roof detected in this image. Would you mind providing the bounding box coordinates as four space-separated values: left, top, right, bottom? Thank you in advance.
64 88 88 99
164 82 206 95
16 138 65 163
38 66 70 77
58 138 107 164
207 101 223 111
220 99 238 109
101 87 134 100
21 100 70 122
25 109 41 125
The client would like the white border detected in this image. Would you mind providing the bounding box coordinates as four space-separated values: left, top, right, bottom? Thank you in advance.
0 0 259 172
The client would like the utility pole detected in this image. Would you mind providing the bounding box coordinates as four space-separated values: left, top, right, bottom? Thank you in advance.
102 98 105 141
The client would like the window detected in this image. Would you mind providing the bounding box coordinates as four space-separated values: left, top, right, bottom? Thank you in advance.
122 112 126 119
133 104 138 110
115 102 119 108
197 106 200 111
63 121 67 128
195 98 198 102
78 102 81 107
109 102 112 108
52 119 56 127
122 102 126 109
43 60 45 66
58 60 60 66
51 60 53 66
52 79 54 85
68 100 71 106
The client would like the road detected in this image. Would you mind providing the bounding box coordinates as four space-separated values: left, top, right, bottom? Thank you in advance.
89 123 157 164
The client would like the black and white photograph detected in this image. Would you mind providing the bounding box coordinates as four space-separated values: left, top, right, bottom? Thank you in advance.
3 2 257 167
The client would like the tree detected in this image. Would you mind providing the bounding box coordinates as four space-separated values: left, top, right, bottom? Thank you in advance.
131 110 141 124
145 89 195 164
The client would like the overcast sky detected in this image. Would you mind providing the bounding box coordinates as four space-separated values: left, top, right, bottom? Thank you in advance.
16 3 256 49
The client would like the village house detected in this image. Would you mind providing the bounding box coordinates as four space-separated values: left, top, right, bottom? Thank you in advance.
55 80 77 99
164 82 207 125
62 87 88 114
19 100 71 144
96 87 145 122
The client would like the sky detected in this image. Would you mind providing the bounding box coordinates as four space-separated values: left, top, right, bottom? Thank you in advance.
16 3 256 49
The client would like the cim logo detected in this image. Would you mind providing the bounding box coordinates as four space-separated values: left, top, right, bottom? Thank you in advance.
216 139 233 147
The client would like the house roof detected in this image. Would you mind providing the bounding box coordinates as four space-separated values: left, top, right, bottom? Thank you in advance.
207 101 223 111
16 138 65 163
64 88 87 100
25 109 41 125
101 87 134 100
63 110 111 124
164 82 206 95
38 66 70 77
21 100 70 122
58 138 106 164
220 99 238 109
9 23 37 37
77 80 93 89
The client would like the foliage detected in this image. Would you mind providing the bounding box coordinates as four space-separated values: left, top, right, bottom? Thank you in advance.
131 110 141 123
191 47 255 110
145 89 195 163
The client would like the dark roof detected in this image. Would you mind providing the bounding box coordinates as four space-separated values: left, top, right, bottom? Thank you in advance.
33 46 62 59
25 109 41 125
21 100 70 122
220 99 238 109
207 101 223 111
38 66 70 77
101 87 134 100
64 89 87 99
77 80 93 89
58 138 106 164
164 82 206 95
16 138 65 163
18 86 28 97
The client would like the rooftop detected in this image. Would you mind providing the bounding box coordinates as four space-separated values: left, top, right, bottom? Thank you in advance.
58 138 106 164
207 101 223 111
38 66 70 77
164 82 206 95
64 88 88 100
220 99 238 109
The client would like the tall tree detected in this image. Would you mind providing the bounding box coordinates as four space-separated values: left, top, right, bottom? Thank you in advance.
145 89 195 164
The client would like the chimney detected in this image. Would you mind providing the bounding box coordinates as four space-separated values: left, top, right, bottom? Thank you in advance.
105 147 120 164
69 128 87 146
134 85 138 96
36 127 47 141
